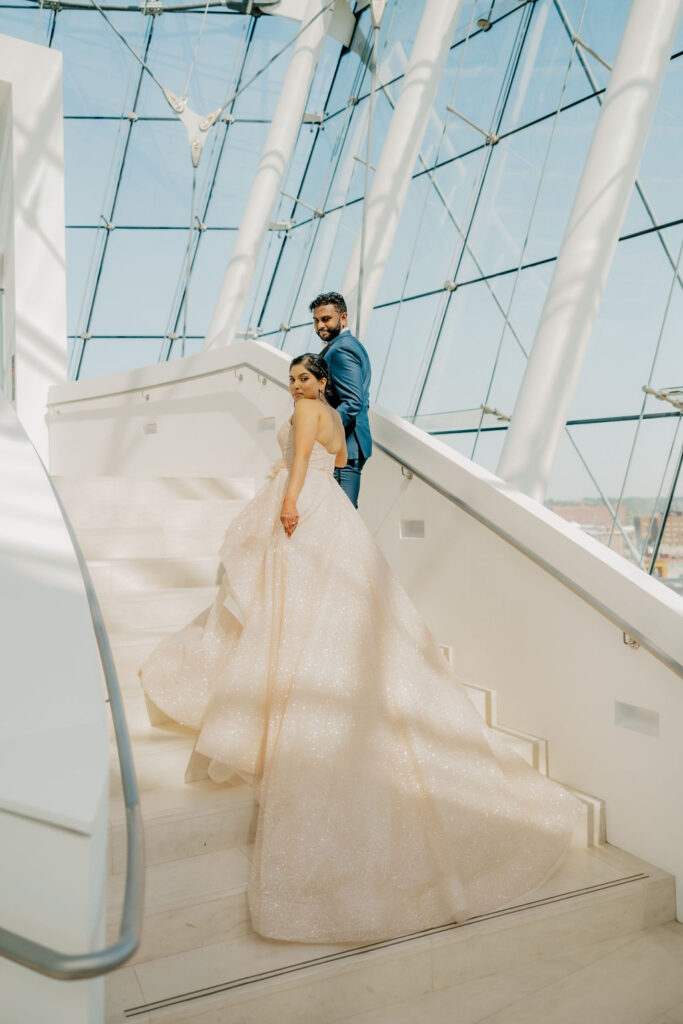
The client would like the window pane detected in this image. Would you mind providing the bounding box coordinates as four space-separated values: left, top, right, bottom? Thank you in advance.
570 225 683 420
78 337 163 379
54 10 145 117
88 229 188 335
64 118 126 225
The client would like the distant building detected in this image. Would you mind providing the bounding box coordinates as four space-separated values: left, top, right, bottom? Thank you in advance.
547 502 626 529
547 501 632 556
634 510 683 557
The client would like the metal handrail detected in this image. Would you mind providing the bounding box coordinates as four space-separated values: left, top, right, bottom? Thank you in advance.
224 358 683 680
0 475 144 980
373 440 683 682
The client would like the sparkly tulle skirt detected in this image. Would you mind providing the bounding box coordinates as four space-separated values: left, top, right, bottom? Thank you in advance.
140 425 581 943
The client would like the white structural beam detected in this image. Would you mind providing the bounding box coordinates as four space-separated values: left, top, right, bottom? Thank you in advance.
497 0 683 503
0 34 68 460
341 0 466 339
204 0 335 349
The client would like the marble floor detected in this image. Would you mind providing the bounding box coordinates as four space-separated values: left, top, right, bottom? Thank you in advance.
337 922 683 1024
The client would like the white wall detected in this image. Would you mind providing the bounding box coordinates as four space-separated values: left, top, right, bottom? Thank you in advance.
0 389 109 1022
0 34 68 461
48 341 683 919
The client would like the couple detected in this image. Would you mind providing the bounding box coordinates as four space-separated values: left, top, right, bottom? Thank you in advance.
140 291 580 944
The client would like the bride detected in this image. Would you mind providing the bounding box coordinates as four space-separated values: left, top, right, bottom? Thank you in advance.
140 352 581 943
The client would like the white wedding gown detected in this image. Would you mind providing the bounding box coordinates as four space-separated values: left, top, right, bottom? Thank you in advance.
140 420 581 943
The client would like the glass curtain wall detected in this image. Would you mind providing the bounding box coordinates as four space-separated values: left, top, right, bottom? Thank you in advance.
0 0 681 584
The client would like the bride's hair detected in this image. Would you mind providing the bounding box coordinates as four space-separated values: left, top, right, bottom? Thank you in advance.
289 353 339 406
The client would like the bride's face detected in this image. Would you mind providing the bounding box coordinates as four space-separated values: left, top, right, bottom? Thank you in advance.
289 364 324 402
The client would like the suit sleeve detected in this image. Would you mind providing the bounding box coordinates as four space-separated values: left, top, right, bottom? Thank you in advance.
327 344 364 437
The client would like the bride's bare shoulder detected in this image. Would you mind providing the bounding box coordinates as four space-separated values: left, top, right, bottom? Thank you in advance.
292 398 319 420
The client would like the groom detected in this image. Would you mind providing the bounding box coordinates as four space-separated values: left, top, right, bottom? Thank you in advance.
309 291 372 508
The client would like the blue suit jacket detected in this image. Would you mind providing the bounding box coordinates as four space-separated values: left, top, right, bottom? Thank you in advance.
323 329 372 461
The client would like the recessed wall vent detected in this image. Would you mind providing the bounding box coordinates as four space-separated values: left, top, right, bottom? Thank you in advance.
400 519 425 539
614 700 659 738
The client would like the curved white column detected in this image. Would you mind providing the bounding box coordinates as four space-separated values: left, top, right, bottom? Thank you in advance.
204 0 333 350
497 0 683 502
342 0 466 338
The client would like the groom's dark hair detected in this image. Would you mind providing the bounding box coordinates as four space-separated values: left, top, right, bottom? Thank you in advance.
309 292 347 315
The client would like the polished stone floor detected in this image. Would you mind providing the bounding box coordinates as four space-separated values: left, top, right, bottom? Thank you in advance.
337 922 683 1024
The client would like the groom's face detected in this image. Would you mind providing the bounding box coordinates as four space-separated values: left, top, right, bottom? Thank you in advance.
312 304 347 346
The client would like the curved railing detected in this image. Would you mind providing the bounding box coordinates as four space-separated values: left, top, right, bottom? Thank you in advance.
0 474 144 980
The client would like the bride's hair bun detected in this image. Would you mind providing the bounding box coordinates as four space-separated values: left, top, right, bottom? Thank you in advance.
289 353 339 406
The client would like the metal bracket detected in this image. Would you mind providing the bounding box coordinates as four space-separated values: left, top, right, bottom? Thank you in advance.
446 104 499 145
623 633 641 650
401 465 414 481
126 111 138 122
642 385 683 412
481 403 510 422
302 111 324 125
235 328 261 340
353 154 377 171
443 279 458 292
280 190 324 218
162 88 221 168
268 219 294 235
280 323 292 332
572 34 612 72
348 95 360 106
369 0 386 30
99 214 115 231
140 0 163 14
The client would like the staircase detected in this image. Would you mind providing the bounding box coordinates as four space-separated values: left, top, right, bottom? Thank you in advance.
54 474 676 1024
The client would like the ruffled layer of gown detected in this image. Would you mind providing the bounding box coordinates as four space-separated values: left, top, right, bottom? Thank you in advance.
139 421 582 943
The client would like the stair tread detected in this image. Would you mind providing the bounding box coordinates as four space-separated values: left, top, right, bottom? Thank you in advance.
108 839 653 923
108 846 251 914
105 844 672 1019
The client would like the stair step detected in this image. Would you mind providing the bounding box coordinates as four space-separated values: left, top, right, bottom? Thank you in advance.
53 475 256 504
90 556 222 594
106 847 252 963
104 847 674 1024
63 498 247 530
108 773 257 875
110 737 601 888
78 525 229 560
102 586 218 632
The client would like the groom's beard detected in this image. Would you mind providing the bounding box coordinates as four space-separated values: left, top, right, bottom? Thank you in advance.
317 323 342 346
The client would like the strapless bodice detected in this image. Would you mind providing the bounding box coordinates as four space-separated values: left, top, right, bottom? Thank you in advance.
276 420 336 477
